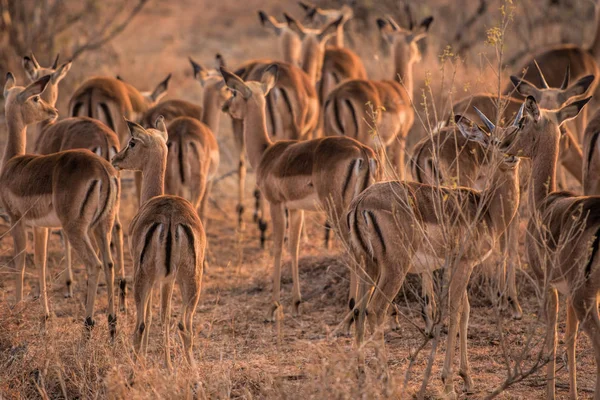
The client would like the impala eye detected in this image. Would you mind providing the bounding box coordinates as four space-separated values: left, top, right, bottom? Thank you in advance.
129 140 136 148
33 96 40 103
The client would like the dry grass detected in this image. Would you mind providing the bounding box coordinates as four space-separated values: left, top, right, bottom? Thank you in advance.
1 0 600 398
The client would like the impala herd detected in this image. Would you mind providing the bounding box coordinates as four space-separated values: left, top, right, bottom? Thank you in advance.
2 2 600 399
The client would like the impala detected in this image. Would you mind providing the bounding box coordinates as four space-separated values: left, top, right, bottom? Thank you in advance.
112 117 205 368
220 65 378 320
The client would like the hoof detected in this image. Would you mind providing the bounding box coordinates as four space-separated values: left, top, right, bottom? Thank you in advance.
292 299 302 316
265 302 283 322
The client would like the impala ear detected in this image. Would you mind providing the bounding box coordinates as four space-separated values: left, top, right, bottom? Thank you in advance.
22 56 39 81
261 64 278 96
555 96 592 126
215 53 226 69
455 114 490 146
524 96 541 123
376 18 395 43
18 74 51 102
318 15 344 42
125 118 150 143
150 73 171 103
51 60 72 84
284 13 306 40
4 72 15 98
564 75 595 99
258 10 283 35
220 67 252 99
51 53 60 69
189 57 208 83
154 115 168 142
510 75 540 99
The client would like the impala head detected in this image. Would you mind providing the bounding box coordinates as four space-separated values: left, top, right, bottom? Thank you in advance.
456 107 525 170
487 96 591 159
220 65 278 119
140 74 171 106
111 116 168 171
298 1 353 26
258 11 303 65
22 53 72 107
4 73 58 126
377 14 433 65
189 56 231 106
510 62 595 110
284 13 344 82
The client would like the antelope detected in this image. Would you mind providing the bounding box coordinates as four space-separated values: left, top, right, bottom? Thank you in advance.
324 15 433 180
2 74 120 336
496 95 597 400
258 11 302 66
111 117 205 369
584 107 600 195
297 1 353 47
139 99 203 129
220 65 379 320
348 109 525 398
23 56 127 305
507 1 600 139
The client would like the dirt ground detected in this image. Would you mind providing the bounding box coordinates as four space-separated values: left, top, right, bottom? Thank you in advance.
1 0 599 398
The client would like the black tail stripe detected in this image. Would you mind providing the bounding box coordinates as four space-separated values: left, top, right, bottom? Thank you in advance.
91 170 112 227
72 102 83 117
588 131 600 171
87 89 93 118
180 224 197 265
165 222 172 276
345 99 358 138
266 92 276 136
333 99 344 135
413 144 426 183
178 137 186 184
140 223 160 265
367 211 386 255
353 208 370 258
585 226 600 279
361 158 371 193
100 103 115 132
79 180 99 218
280 88 294 121
341 160 357 201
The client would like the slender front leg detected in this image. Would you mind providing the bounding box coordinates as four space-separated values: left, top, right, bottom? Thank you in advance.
505 219 523 320
421 270 436 336
459 292 474 393
288 209 304 315
234 118 246 230
113 218 126 313
12 220 27 303
161 281 175 370
257 188 268 249
566 299 579 400
59 231 74 298
95 227 116 339
33 227 50 320
267 202 285 321
545 288 559 400
133 271 152 357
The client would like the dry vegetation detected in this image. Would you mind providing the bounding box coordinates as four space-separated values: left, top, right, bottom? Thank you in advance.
0 0 599 398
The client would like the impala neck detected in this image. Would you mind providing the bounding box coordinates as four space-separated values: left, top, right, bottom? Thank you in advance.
486 160 520 232
3 116 27 169
244 98 272 170
202 90 222 134
282 30 302 65
393 52 415 99
300 37 322 86
334 25 344 47
528 131 560 212
140 154 166 205
590 2 600 56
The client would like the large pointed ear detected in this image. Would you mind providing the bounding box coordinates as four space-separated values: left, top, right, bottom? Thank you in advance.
411 16 434 42
220 67 252 99
17 74 51 102
376 18 395 43
153 115 168 142
261 64 278 96
22 56 40 81
510 76 540 99
51 60 72 84
215 53 226 68
258 10 283 35
284 13 306 40
564 75 595 100
318 15 344 42
51 54 60 69
298 1 318 22
125 118 150 143
4 72 16 98
524 96 541 123
555 96 592 127
189 57 208 82
455 114 490 147
150 73 171 102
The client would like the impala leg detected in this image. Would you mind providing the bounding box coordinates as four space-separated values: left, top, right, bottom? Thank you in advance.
506 220 523 320
459 292 474 393
161 281 175 371
572 295 600 400
422 270 436 336
12 220 27 304
113 217 126 314
134 171 143 208
33 227 50 321
133 276 152 358
566 300 579 400
391 137 406 181
142 289 153 355
94 226 116 339
198 180 212 229
59 231 74 298
236 138 246 230
267 202 285 321
545 288 559 400
257 189 268 249
178 270 201 368
324 220 332 249
441 264 473 400
288 209 304 315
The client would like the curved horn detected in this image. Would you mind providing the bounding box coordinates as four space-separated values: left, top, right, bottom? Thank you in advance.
386 16 401 31
51 54 60 69
513 102 525 126
473 106 495 132
533 60 549 89
560 63 570 90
